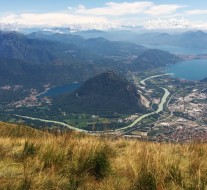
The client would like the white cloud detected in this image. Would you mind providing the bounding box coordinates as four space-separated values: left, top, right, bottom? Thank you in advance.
145 4 185 16
0 12 117 30
0 13 108 26
73 2 153 16
144 18 207 30
72 2 185 17
186 9 207 15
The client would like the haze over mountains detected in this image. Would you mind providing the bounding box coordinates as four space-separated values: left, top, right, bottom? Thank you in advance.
72 29 207 49
23 27 207 50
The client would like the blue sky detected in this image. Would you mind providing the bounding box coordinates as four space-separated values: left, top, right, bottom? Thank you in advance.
1 0 207 11
1 0 207 31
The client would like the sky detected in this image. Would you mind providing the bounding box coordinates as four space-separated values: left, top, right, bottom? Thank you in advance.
1 0 207 31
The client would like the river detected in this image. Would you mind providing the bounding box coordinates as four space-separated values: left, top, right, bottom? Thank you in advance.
116 87 170 131
140 73 173 86
15 75 171 133
14 114 88 133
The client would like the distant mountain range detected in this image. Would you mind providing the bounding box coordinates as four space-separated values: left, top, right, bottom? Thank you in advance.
54 71 145 116
19 27 207 50
27 32 146 57
135 30 207 49
0 30 181 87
72 30 207 50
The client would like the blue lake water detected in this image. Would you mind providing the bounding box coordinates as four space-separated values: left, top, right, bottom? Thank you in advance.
143 44 207 80
166 59 207 81
143 44 207 55
40 83 81 97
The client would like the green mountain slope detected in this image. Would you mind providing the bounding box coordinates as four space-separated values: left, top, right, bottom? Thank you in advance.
54 71 144 116
131 49 181 70
0 58 104 87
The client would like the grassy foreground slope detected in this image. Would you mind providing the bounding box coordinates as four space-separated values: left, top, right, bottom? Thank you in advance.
0 122 207 190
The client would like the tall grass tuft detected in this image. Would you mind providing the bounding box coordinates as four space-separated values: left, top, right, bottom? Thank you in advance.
41 146 66 169
89 145 112 179
22 141 38 158
18 177 32 190
134 170 157 190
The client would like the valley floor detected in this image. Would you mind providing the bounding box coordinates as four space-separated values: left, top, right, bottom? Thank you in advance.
0 69 206 143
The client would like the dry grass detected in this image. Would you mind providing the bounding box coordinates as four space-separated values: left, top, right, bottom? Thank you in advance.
1 122 207 190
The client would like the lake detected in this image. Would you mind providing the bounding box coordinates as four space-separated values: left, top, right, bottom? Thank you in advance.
143 44 207 80
166 59 207 81
40 83 81 97
143 44 207 55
